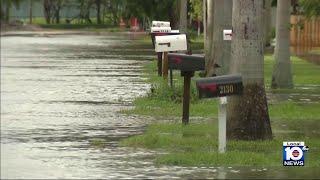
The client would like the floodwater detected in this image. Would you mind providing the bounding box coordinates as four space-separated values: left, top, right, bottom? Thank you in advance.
1 32 319 179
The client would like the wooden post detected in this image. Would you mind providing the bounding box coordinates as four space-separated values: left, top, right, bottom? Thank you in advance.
162 52 169 79
182 71 194 125
169 68 173 87
157 52 163 76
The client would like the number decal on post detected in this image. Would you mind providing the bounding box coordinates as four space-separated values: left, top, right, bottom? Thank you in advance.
219 85 234 94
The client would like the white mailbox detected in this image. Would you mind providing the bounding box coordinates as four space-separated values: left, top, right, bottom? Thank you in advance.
152 21 170 27
155 34 187 52
223 29 232 40
151 26 172 33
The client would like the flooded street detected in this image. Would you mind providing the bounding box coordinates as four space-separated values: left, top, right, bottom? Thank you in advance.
1 32 319 179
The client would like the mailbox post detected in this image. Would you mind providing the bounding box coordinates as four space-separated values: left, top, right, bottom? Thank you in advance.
168 53 205 124
196 74 243 153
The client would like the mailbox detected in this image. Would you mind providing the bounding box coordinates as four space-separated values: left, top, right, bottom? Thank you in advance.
155 34 187 52
150 31 180 48
151 26 171 33
196 74 243 98
168 53 205 71
152 21 170 27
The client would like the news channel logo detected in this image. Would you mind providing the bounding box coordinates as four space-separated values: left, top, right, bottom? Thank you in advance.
283 141 309 166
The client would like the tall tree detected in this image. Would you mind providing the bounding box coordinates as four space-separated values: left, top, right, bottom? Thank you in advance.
179 0 188 33
205 0 232 77
1 0 20 23
95 0 101 24
299 0 320 17
263 0 272 46
190 0 202 36
29 0 33 24
203 0 206 50
204 0 213 75
43 0 53 24
271 0 293 89
227 0 272 140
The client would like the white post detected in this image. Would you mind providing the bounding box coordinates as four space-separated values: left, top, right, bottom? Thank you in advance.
218 97 227 153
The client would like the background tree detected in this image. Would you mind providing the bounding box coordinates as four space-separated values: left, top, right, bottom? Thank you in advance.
204 0 213 75
205 0 232 77
95 0 101 24
29 0 33 24
1 0 21 23
190 0 202 36
271 0 293 89
299 0 320 17
227 0 272 140
179 0 187 33
123 0 178 29
263 0 272 46
43 0 53 24
202 0 206 50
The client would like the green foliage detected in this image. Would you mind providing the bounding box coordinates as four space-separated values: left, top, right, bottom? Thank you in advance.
189 0 202 20
123 0 178 23
299 0 320 17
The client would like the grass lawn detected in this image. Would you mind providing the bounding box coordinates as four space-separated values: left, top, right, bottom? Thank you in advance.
120 36 320 167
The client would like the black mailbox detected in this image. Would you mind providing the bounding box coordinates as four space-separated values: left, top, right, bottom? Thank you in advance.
196 74 243 98
150 32 180 48
168 53 205 72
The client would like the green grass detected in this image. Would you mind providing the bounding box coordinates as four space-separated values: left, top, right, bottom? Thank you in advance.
264 55 320 86
310 47 320 55
120 36 320 167
123 55 320 120
121 123 320 167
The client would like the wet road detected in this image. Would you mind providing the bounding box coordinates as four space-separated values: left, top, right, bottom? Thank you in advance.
1 32 319 179
0 32 224 179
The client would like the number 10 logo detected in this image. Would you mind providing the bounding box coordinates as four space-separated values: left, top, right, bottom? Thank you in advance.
283 142 308 166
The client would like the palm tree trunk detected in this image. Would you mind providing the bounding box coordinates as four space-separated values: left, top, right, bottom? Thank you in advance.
203 0 207 51
205 0 213 75
179 0 188 33
206 0 232 77
271 0 293 88
263 0 272 46
227 0 272 140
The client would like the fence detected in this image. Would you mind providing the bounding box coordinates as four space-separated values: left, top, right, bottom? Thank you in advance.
290 15 320 55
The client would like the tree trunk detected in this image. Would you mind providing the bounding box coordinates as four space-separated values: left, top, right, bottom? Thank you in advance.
206 0 232 77
179 0 188 33
55 9 60 24
203 0 207 51
263 0 272 46
29 0 33 24
205 0 214 75
227 0 272 140
96 0 101 24
271 0 293 89
43 0 51 24
197 18 200 36
5 1 10 23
